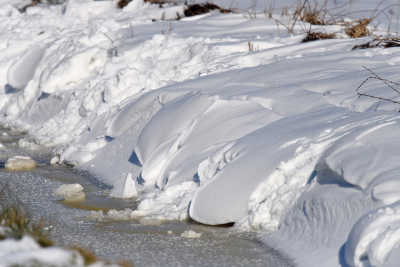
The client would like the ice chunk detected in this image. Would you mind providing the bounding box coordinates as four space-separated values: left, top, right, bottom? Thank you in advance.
5 156 36 170
109 173 138 199
181 230 202 238
85 210 104 221
50 156 60 165
53 183 85 201
53 183 83 196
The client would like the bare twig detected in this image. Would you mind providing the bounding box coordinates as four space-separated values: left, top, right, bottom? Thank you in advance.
356 66 400 110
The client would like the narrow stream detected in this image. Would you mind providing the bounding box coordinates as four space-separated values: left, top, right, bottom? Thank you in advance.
0 128 293 267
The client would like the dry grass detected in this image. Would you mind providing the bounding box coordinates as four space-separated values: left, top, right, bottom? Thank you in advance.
20 0 64 12
353 35 400 50
248 41 259 51
302 31 335 42
0 182 53 246
184 2 232 17
345 18 373 38
0 203 53 247
293 0 331 25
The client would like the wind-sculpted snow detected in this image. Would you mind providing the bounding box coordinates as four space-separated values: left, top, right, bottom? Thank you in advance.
4 0 400 266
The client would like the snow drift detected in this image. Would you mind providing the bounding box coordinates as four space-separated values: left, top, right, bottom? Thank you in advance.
2 0 400 266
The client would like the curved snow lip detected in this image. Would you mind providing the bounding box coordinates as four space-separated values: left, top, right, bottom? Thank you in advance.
8 47 46 90
345 201 400 267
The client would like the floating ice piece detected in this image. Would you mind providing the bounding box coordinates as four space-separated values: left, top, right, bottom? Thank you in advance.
181 230 202 238
85 210 104 221
53 183 86 201
109 173 138 199
107 209 133 220
5 156 36 170
0 143 4 150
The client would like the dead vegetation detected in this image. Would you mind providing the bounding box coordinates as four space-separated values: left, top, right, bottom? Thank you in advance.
0 183 53 247
356 66 400 110
345 18 373 38
353 35 400 50
248 41 259 51
184 2 232 17
302 31 335 42
274 0 400 43
20 0 64 12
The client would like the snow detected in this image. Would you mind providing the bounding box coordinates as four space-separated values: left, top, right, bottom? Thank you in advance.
3 0 400 266
0 235 85 267
5 156 36 170
109 173 138 199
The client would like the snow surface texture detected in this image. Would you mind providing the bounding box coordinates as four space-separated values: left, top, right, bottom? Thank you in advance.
2 0 400 266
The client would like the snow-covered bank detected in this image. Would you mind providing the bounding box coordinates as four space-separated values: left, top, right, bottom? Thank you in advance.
3 0 400 266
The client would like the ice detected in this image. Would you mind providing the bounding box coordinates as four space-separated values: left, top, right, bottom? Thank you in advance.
53 183 86 201
109 173 138 199
139 217 163 226
181 230 202 238
5 156 36 170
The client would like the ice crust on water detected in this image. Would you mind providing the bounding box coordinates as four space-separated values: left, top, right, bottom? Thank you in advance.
85 209 134 221
3 0 400 266
5 156 36 170
181 230 202 238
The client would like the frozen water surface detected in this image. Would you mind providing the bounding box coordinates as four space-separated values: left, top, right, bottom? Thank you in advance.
0 129 292 267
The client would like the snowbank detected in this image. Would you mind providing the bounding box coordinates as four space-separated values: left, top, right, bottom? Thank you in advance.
3 0 400 266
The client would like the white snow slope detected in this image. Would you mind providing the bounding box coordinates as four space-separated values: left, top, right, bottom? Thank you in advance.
2 0 400 266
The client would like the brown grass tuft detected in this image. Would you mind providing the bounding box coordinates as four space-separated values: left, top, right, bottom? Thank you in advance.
353 35 400 50
345 19 373 38
302 31 336 42
184 3 232 17
0 203 53 247
118 0 131 8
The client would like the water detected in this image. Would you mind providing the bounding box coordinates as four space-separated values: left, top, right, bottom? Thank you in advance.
0 129 294 266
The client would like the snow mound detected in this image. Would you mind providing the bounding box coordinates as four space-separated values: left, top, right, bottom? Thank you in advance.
5 156 36 170
0 236 84 267
345 201 400 267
